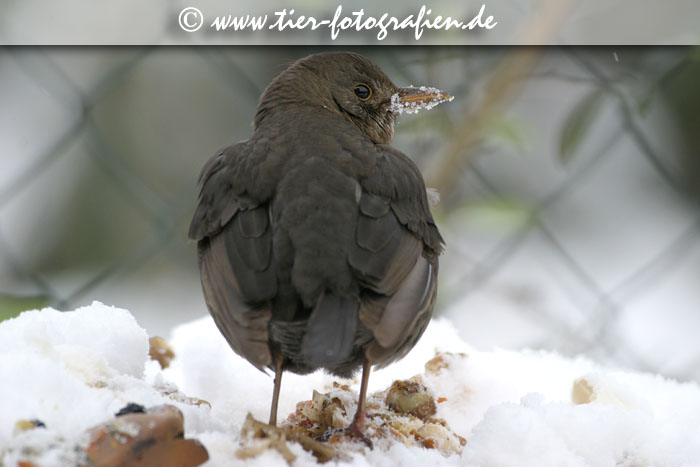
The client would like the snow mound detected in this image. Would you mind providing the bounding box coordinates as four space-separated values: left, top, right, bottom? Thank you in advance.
2 302 700 466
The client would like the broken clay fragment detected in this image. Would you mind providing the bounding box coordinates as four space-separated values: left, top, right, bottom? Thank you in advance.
80 404 208 467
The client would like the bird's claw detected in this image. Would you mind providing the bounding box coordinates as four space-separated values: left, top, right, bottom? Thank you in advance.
316 421 373 449
345 420 374 448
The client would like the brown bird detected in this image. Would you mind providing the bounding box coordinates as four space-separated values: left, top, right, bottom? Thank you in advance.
188 52 450 438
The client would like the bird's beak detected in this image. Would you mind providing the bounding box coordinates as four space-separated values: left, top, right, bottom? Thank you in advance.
390 86 454 114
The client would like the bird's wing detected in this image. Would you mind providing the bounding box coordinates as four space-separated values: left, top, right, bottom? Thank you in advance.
352 144 444 367
189 142 276 370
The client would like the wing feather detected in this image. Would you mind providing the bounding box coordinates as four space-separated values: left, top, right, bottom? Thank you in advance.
189 142 276 370
351 145 444 366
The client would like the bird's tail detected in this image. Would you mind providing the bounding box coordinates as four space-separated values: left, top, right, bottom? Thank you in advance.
301 292 358 368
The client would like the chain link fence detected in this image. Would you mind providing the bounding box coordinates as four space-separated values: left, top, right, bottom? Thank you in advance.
1 47 698 382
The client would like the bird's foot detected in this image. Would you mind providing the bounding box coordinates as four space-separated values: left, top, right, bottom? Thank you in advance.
316 415 373 448
344 419 374 448
345 404 374 448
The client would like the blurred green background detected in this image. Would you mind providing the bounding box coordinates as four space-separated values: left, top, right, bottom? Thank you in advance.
1 46 699 382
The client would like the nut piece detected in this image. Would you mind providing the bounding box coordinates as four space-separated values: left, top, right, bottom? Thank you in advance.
416 423 464 453
13 419 46 435
237 413 336 464
572 378 595 405
424 352 468 375
296 390 347 435
149 336 175 369
385 380 436 420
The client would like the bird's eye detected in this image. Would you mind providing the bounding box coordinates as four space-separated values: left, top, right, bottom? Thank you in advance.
353 83 372 101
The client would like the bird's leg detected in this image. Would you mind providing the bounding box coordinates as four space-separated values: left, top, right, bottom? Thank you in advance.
269 353 284 426
347 357 373 447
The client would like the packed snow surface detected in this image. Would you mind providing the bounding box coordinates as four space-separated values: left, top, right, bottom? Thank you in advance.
2 302 700 466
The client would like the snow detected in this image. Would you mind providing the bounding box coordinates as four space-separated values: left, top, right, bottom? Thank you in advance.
2 301 700 466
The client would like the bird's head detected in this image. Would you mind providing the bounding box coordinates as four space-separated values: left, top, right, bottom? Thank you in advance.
254 52 453 144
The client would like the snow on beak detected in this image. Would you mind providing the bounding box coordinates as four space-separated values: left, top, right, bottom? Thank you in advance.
389 86 454 114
